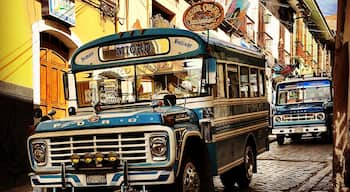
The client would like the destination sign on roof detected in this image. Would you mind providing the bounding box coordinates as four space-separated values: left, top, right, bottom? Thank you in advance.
100 39 169 61
183 1 225 31
73 36 200 66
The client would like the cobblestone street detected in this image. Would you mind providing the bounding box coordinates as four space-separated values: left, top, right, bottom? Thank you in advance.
214 137 333 192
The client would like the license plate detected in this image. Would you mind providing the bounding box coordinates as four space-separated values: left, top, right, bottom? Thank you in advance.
295 127 303 132
87 175 107 185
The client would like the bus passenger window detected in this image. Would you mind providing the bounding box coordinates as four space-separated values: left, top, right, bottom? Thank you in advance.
228 65 239 98
217 64 226 98
250 69 258 97
259 70 265 96
240 66 250 98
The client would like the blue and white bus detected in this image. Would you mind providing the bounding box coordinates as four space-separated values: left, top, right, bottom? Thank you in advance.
272 77 333 145
28 28 269 192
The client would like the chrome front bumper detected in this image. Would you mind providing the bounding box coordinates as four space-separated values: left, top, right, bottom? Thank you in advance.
272 125 327 135
30 169 175 189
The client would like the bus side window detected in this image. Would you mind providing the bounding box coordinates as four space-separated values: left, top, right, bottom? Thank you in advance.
217 63 226 98
228 64 239 98
240 66 250 98
259 70 265 96
250 68 258 97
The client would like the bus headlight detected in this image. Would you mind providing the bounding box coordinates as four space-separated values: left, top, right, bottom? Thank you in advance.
316 113 325 120
274 115 283 123
150 135 168 161
32 140 47 166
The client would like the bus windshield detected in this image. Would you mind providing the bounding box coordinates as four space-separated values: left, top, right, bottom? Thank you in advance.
277 80 331 105
75 58 204 107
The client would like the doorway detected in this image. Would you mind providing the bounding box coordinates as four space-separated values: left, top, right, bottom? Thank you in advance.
40 32 69 118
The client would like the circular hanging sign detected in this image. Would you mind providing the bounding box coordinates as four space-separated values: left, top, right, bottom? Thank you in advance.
183 1 225 31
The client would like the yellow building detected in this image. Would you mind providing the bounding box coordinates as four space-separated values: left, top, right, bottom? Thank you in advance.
0 0 116 189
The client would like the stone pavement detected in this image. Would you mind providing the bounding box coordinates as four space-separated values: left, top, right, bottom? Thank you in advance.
215 137 333 192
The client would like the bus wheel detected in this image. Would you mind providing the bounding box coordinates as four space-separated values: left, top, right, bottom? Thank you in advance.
177 154 213 192
277 135 285 145
220 167 238 190
178 156 201 192
237 145 255 188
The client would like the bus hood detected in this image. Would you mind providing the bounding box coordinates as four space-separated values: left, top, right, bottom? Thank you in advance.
34 108 166 133
274 102 324 115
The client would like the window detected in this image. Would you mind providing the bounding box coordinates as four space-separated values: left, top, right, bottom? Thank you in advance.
152 1 175 28
259 70 265 96
75 58 204 107
228 65 239 98
246 16 255 42
240 66 250 98
136 58 203 100
217 63 226 98
250 68 258 97
264 32 273 52
277 80 331 105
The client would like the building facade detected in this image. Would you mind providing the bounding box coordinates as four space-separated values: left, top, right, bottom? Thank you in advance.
0 0 116 189
334 0 350 191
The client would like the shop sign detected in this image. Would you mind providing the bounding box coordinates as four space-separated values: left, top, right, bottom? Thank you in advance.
42 0 76 26
183 2 224 31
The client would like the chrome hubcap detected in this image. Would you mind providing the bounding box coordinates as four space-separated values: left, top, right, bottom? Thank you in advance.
183 162 200 192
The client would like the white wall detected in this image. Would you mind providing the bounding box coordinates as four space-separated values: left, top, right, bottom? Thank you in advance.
284 27 291 54
265 9 280 59
246 0 259 43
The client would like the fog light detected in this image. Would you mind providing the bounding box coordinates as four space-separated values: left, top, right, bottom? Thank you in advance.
84 153 93 164
108 152 117 162
95 152 104 163
71 154 80 164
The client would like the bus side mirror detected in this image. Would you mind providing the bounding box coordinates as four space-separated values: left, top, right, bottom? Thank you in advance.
207 58 216 85
63 72 70 100
164 94 176 106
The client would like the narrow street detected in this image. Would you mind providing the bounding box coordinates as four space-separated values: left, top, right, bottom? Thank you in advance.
214 137 333 192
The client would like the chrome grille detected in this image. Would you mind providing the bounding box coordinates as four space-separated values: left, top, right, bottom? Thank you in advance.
283 113 315 121
48 132 148 167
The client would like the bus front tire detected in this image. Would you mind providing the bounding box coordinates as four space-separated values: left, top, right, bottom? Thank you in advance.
277 135 285 145
236 145 255 188
177 155 213 192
